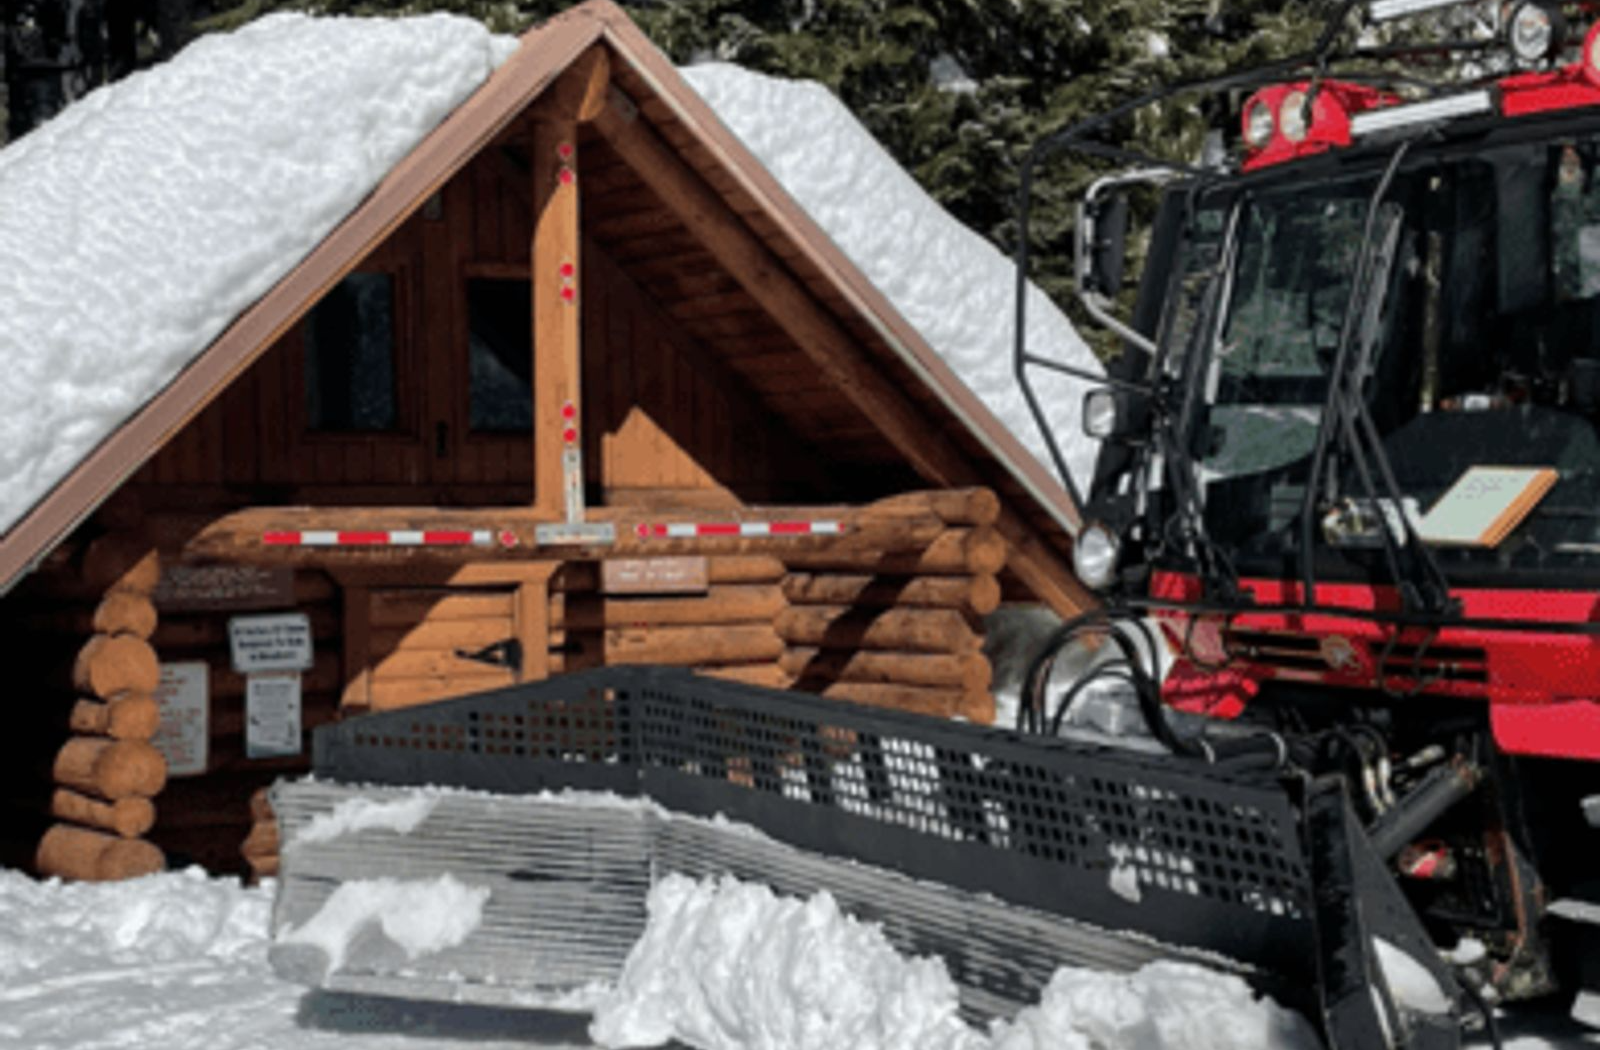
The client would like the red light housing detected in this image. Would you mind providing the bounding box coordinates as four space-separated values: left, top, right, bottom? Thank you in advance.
1240 81 1392 171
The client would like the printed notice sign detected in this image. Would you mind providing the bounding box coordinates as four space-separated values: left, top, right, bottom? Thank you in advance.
229 613 313 673
153 662 208 777
154 565 294 612
246 672 302 759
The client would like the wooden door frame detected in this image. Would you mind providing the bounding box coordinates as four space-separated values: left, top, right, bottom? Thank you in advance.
331 562 555 711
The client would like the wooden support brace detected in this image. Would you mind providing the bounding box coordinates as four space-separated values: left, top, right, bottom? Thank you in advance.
590 92 1094 616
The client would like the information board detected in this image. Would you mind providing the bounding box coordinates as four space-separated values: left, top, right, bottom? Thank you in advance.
246 672 303 759
153 662 208 777
154 565 295 612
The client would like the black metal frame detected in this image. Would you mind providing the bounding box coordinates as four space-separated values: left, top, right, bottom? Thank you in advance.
310 666 1463 1050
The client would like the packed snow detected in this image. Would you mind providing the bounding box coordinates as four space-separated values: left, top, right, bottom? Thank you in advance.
0 13 517 535
275 874 489 977
292 791 440 846
681 64 1102 497
0 865 1586 1050
0 16 1098 544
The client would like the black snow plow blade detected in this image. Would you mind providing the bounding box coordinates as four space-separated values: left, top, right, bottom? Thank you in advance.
269 667 1461 1049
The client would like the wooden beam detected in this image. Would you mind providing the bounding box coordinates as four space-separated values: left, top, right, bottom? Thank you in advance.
543 45 611 123
531 115 583 521
590 91 1094 617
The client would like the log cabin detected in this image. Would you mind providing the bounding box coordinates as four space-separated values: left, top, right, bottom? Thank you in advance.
0 0 1091 881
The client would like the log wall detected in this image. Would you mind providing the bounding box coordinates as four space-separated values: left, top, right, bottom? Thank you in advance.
19 539 169 881
776 488 1000 723
147 570 337 873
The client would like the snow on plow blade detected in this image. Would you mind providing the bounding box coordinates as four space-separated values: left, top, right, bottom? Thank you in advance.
269 667 1460 1049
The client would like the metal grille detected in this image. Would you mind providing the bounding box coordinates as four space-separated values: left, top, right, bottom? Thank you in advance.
307 667 1317 997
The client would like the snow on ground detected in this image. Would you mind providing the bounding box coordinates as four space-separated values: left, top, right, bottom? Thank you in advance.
3 864 1584 1050
682 64 1102 497
0 14 517 534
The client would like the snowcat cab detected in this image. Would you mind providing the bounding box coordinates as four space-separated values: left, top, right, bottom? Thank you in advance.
1021 0 1600 1033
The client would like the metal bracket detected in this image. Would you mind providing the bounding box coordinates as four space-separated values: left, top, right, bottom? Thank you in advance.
535 522 616 547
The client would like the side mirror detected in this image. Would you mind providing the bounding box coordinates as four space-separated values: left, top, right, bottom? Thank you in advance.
1086 192 1130 297
1082 386 1146 443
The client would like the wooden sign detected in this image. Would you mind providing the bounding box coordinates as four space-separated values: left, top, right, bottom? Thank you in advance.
154 565 294 612
601 556 709 595
153 662 208 777
229 613 314 673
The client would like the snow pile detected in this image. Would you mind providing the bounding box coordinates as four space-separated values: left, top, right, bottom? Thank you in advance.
0 13 516 534
0 866 264 981
590 873 1316 1050
681 64 1102 497
292 790 439 846
590 873 981 1050
989 961 1320 1050
275 874 490 976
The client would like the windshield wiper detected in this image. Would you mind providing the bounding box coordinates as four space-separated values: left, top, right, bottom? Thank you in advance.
1146 198 1248 602
1296 143 1457 619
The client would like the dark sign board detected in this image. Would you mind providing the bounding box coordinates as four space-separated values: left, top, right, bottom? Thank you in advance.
154 565 296 612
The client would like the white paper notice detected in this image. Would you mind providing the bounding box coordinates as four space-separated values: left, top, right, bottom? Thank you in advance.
153 662 208 777
246 672 302 759
229 613 314 673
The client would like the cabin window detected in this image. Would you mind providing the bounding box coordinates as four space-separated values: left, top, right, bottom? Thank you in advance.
467 278 534 432
304 272 398 431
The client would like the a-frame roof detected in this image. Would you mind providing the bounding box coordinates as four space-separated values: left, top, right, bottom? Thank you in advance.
0 0 1089 612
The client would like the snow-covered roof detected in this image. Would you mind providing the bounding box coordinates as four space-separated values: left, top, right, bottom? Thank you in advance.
0 14 516 537
0 1 1098 599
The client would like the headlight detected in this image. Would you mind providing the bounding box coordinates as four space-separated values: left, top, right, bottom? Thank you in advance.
1082 388 1120 440
1508 1 1562 64
1243 99 1275 149
1073 523 1122 590
1278 90 1309 143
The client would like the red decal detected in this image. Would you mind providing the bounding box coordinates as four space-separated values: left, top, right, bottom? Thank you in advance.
559 168 575 187
559 262 575 278
769 521 809 534
557 142 574 159
560 286 576 302
562 427 578 444
422 531 474 545
698 523 740 536
561 402 576 419
651 524 668 537
338 531 388 546
262 531 299 546
499 530 519 548
635 523 649 539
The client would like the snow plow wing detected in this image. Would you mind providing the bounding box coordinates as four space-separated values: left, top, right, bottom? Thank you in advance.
268 667 1460 1049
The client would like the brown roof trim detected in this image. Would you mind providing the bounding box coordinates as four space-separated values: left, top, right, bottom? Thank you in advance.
0 8 607 593
587 2 1082 538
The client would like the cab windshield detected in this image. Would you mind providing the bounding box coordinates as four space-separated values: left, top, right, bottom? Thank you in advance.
1162 135 1600 584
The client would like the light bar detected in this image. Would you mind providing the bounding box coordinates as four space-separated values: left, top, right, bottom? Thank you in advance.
1349 89 1494 136
1368 0 1474 22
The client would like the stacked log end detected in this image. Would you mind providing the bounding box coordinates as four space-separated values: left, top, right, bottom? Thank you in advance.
241 787 280 882
35 540 168 881
550 556 791 685
778 488 1000 723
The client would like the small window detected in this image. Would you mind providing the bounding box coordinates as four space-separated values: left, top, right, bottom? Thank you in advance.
305 273 397 431
468 278 533 432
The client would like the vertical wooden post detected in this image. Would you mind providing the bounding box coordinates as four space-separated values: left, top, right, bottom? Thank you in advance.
530 46 609 524
532 117 583 522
